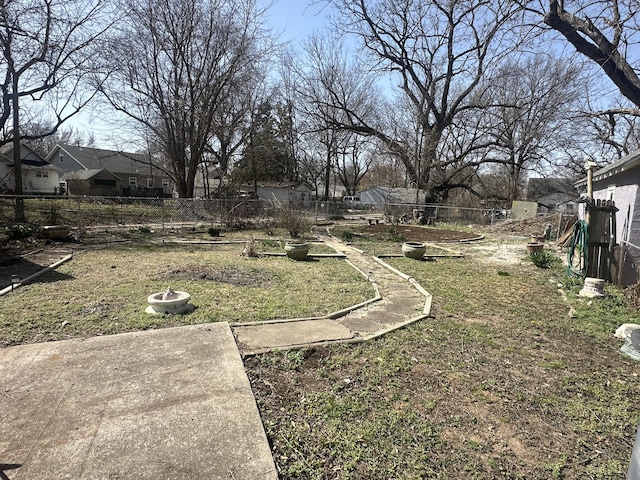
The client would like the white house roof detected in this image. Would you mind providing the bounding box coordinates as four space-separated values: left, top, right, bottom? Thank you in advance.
575 149 640 187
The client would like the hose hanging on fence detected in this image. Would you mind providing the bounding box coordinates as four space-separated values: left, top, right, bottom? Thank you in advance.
567 220 589 278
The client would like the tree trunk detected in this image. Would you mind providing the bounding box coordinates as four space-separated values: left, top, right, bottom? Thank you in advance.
12 73 25 222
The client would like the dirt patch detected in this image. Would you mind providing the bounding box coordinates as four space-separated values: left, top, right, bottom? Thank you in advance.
484 212 577 239
164 265 274 287
357 224 480 242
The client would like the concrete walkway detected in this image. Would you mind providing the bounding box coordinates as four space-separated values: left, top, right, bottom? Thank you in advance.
0 324 277 480
233 234 433 355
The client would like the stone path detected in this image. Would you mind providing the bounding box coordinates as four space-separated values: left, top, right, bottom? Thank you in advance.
232 234 432 355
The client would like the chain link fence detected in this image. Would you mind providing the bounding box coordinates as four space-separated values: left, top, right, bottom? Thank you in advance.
0 195 494 233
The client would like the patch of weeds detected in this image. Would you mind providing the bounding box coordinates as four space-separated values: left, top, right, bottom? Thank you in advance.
207 226 221 237
259 349 307 370
342 230 355 241
260 239 280 248
570 288 640 338
137 225 153 234
540 360 566 370
539 455 568 479
529 251 559 269
387 227 405 242
497 270 510 276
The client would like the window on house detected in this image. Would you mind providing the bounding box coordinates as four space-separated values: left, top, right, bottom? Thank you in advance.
59 153 64 163
129 177 138 187
35 171 49 178
147 178 154 188
162 178 170 187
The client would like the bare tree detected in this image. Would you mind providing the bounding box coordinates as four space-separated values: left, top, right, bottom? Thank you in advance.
334 132 376 195
0 0 112 220
314 0 524 202
479 55 584 200
100 0 272 197
529 0 640 111
297 32 379 200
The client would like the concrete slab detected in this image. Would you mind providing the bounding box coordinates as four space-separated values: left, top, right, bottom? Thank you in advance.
234 319 354 351
0 324 277 480
339 317 382 333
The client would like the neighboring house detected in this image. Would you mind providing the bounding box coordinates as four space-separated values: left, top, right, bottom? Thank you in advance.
359 187 427 206
0 143 62 195
526 177 578 213
240 181 314 207
64 169 122 197
46 144 172 197
575 149 640 286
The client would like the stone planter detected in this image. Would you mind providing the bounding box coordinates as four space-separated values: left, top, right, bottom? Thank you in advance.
41 225 70 240
146 288 194 314
284 242 310 261
526 242 544 254
402 241 426 260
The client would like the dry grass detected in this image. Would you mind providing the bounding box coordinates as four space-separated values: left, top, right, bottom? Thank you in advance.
0 242 373 346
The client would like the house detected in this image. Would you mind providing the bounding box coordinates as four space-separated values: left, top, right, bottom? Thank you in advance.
240 181 314 207
0 143 62 194
526 177 578 213
575 149 640 286
46 144 172 197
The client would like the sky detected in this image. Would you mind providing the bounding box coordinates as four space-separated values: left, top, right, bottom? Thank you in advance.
263 0 332 43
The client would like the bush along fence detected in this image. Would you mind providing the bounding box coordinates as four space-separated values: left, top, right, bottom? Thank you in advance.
0 195 495 233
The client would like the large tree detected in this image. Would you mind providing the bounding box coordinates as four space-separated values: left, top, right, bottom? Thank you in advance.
533 0 640 111
314 0 524 202
100 0 271 197
0 0 111 219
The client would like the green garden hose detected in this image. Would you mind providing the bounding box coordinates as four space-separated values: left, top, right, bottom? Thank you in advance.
567 220 589 278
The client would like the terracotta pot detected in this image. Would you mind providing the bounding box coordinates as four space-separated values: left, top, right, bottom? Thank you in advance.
284 242 310 260
526 242 544 254
402 241 426 259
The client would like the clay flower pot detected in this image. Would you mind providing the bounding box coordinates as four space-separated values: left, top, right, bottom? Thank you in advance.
402 241 426 259
284 242 310 261
526 242 544 254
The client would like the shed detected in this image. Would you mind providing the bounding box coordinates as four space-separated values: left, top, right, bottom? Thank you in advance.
359 187 427 206
526 177 578 213
241 181 313 207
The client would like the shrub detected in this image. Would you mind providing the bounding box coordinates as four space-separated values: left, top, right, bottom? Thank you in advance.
277 207 310 238
208 226 221 237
